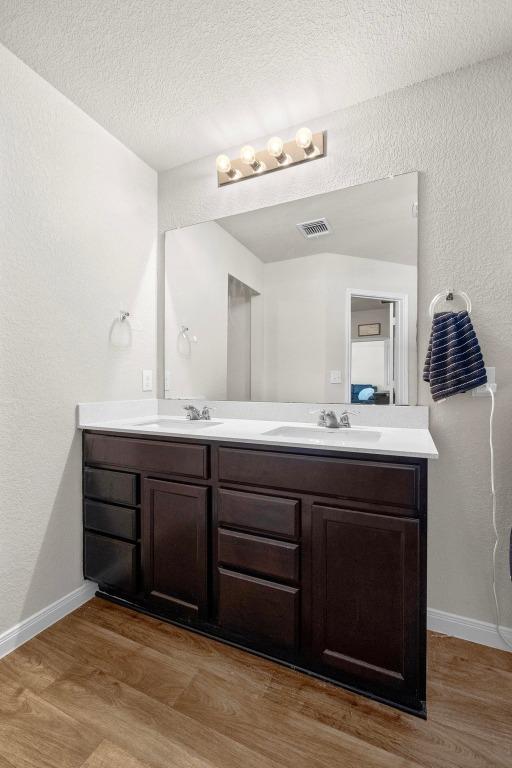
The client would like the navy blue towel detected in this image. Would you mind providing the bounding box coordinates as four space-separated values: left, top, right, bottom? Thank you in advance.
423 310 487 401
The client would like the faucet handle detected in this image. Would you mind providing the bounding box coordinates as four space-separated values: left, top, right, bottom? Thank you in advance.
337 408 358 428
309 408 327 426
201 405 215 420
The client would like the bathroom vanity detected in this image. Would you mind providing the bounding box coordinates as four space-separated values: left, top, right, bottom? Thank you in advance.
81 170 433 714
80 413 434 716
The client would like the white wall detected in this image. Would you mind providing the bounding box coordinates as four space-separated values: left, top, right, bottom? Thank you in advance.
261 253 415 402
261 254 326 403
351 341 388 391
164 221 263 399
159 52 512 628
0 44 157 636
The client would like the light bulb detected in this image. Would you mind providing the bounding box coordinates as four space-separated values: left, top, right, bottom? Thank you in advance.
267 136 290 166
240 144 263 172
295 126 316 156
216 153 240 181
267 136 284 157
240 145 257 165
216 154 232 174
295 126 313 148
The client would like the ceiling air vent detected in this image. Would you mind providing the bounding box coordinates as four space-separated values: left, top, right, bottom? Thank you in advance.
296 217 332 239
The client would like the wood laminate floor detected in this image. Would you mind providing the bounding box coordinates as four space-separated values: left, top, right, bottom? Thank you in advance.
0 598 510 768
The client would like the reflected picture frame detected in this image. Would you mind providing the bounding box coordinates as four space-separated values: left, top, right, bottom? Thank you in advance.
358 322 381 337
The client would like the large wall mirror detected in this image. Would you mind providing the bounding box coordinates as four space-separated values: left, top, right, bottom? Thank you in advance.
164 172 418 405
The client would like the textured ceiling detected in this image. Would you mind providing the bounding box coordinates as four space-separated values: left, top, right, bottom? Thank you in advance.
1 1 512 170
217 173 417 264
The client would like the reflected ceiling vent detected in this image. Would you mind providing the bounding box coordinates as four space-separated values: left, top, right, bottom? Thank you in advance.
296 217 332 239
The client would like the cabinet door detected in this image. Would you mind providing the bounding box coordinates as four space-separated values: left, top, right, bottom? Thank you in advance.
311 504 421 700
142 479 208 618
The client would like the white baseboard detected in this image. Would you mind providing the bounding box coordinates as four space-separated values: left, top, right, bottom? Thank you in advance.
428 607 512 652
1 584 510 660
0 581 97 660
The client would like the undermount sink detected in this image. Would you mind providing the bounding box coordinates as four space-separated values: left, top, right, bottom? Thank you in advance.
263 425 381 444
134 418 223 430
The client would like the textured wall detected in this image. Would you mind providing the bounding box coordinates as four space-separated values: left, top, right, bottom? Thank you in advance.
159 53 512 627
0 45 157 635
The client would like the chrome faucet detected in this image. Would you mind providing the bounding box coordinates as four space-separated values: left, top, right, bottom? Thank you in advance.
183 405 202 420
183 404 212 420
322 409 356 428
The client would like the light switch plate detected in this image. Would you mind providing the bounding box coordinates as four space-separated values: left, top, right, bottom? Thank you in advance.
142 369 153 392
329 370 342 384
164 370 170 392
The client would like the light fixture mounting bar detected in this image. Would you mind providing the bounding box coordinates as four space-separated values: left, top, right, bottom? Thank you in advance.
217 131 326 187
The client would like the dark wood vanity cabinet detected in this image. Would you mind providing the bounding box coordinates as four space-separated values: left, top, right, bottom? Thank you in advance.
82 430 427 715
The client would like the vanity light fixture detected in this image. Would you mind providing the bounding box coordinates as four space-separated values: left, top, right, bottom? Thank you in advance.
216 127 326 186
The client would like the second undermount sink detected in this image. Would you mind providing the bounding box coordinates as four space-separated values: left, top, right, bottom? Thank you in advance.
133 418 223 430
263 425 381 444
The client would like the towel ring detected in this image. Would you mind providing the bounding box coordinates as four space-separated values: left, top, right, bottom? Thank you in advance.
429 289 472 319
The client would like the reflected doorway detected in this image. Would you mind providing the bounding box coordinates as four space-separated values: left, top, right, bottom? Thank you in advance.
227 275 259 400
346 291 408 405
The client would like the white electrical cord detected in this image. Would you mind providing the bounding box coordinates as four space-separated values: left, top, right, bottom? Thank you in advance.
488 383 512 650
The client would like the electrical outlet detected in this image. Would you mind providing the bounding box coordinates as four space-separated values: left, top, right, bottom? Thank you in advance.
142 369 153 392
472 367 496 396
329 370 342 384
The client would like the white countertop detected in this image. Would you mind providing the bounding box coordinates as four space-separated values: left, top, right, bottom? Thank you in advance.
77 413 438 460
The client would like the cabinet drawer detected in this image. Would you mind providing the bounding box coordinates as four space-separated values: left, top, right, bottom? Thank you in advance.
218 567 299 652
84 467 138 506
218 528 299 584
84 532 138 593
84 500 138 541
218 448 419 510
84 433 209 479
217 488 299 540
